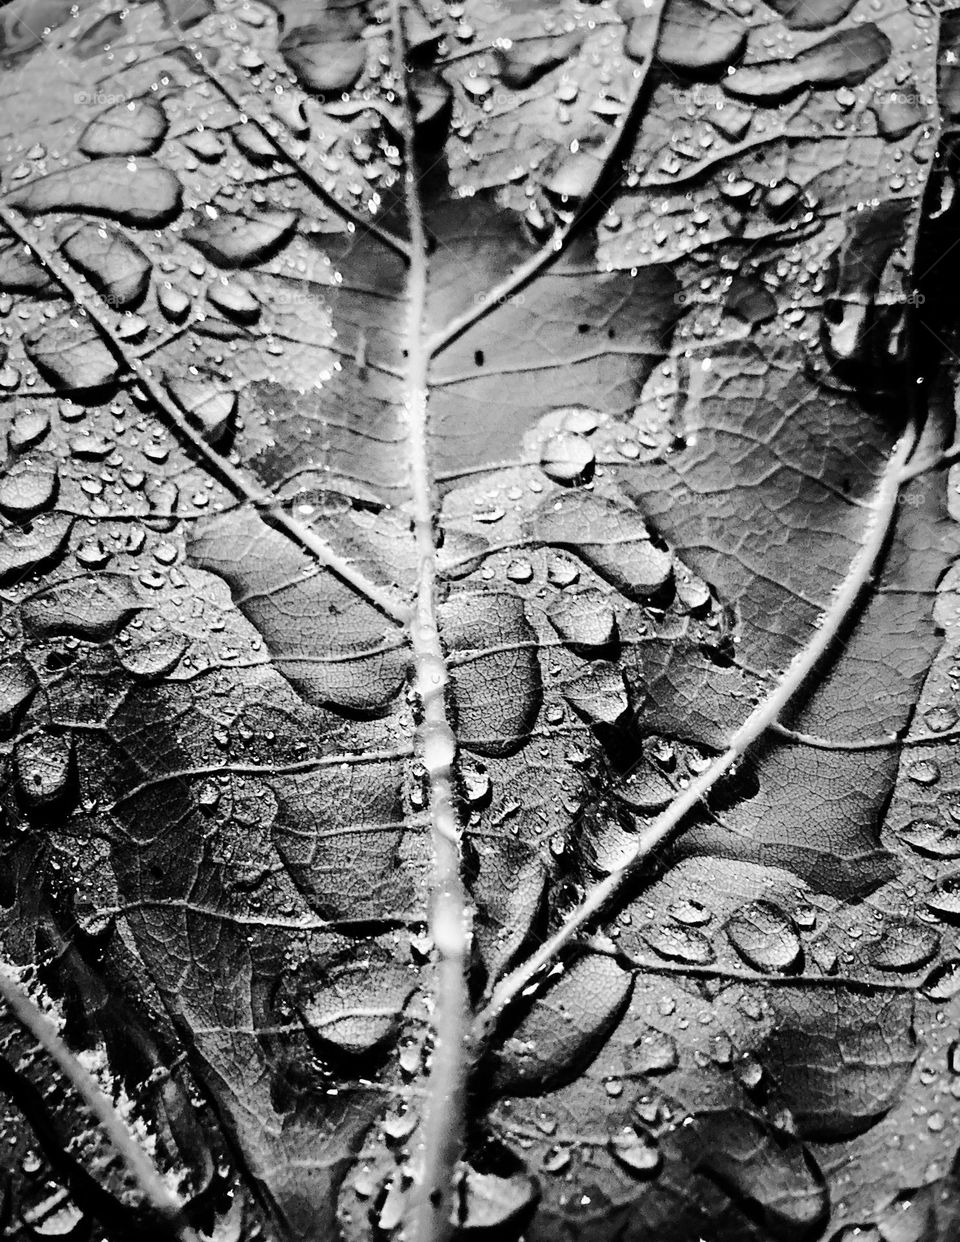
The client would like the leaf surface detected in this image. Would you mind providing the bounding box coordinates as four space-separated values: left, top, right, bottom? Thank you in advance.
1 2 960 1241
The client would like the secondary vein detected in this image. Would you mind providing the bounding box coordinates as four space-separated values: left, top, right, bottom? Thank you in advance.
472 420 919 1046
0 205 408 626
0 966 197 1240
423 3 667 361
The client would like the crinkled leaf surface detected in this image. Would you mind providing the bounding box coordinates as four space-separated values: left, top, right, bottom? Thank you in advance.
2 1 960 1241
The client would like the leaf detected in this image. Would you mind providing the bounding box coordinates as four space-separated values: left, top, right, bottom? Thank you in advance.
1 1 960 1241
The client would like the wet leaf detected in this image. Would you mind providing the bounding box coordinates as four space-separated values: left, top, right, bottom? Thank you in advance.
0 1 959 1240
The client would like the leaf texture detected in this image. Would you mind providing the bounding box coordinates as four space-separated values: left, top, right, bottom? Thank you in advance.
1 1 960 1241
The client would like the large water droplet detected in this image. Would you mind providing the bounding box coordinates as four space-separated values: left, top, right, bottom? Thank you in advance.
24 315 120 391
182 129 225 162
547 589 617 655
922 958 960 1000
0 453 59 520
14 730 75 809
78 98 168 158
763 0 857 29
8 158 183 227
454 1164 538 1233
540 431 595 484
926 872 960 922
8 408 50 452
58 219 152 309
22 574 142 640
633 1028 678 1075
207 278 261 324
898 818 960 859
0 512 72 583
168 375 238 445
610 1127 661 1176
642 921 715 964
0 655 37 732
184 207 298 268
725 900 801 973
649 0 747 76
865 916 940 972
561 661 630 727
724 25 891 104
279 17 366 96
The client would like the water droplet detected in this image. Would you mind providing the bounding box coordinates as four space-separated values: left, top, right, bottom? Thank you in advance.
865 916 940 972
547 589 617 654
462 764 491 805
547 555 579 587
726 900 801 973
0 453 59 520
647 0 746 75
531 492 672 600
927 872 960 922
75 538 112 570
642 921 714 964
457 1165 538 1232
723 25 891 104
182 129 226 162
207 277 261 323
24 314 120 391
8 408 50 452
22 574 142 640
669 898 712 926
561 661 630 726
633 1029 678 1074
924 704 958 733
542 1146 571 1174
79 98 168 157
540 431 595 484
58 219 152 309
506 559 534 583
184 206 297 268
168 375 237 445
898 818 960 858
922 958 960 1000
907 758 940 785
8 158 182 227
610 1126 661 1176
14 730 75 809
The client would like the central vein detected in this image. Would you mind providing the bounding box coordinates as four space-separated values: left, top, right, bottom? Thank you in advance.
390 6 471 1240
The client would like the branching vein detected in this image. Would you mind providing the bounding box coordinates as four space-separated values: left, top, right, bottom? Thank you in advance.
472 422 919 1045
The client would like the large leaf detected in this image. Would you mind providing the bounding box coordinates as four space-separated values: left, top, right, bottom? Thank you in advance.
1 1 960 1240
